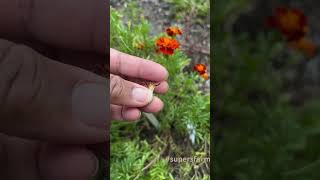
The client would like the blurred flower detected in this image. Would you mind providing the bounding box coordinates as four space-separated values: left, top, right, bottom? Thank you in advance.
266 7 317 58
200 73 209 80
288 37 316 58
156 37 180 55
166 27 182 37
193 63 209 80
266 7 308 41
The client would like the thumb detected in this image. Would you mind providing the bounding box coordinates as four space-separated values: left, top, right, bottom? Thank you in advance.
110 74 154 107
0 39 108 144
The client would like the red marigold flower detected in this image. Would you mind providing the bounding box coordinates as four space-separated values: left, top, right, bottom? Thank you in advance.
156 37 180 55
193 64 209 80
193 63 207 74
166 27 183 37
265 7 308 41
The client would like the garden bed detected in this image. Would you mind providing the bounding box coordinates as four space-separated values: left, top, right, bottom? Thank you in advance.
109 1 210 179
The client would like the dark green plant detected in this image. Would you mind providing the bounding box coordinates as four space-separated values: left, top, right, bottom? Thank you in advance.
213 0 320 179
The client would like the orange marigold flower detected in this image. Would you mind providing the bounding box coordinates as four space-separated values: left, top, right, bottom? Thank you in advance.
288 37 317 58
166 27 183 36
200 73 209 80
193 63 207 74
266 7 308 41
193 64 209 80
156 37 180 55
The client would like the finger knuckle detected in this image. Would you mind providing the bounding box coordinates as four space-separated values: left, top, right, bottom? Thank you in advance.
110 75 125 99
0 41 44 119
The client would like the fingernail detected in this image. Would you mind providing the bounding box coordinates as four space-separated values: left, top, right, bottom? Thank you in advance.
132 87 153 104
72 82 108 128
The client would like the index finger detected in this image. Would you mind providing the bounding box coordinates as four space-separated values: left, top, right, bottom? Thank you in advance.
110 49 168 82
0 0 108 54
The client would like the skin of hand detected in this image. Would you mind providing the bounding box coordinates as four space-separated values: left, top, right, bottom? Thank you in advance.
0 0 168 180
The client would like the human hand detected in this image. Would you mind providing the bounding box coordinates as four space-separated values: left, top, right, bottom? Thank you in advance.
0 0 169 179
0 0 108 179
109 48 169 121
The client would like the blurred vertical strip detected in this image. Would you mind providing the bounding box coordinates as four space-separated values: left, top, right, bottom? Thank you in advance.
105 1 110 180
210 0 214 178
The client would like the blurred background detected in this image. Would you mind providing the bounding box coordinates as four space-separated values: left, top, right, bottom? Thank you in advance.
213 0 320 179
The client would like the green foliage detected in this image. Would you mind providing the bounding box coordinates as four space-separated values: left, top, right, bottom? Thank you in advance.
164 0 210 19
110 3 210 179
213 0 320 179
111 139 170 180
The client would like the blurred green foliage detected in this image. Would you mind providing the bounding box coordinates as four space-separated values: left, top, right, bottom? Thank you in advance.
213 0 320 179
110 2 210 179
164 0 210 18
